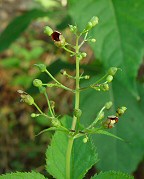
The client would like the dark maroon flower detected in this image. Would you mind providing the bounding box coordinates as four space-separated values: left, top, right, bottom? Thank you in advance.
51 31 61 41
51 31 65 47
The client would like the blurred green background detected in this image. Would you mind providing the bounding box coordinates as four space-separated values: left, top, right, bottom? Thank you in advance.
0 0 144 178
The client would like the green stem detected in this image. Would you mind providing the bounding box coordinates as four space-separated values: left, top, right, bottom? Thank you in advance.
45 70 74 93
63 46 75 54
66 137 74 179
44 92 54 117
87 106 105 129
66 36 80 179
33 103 44 115
79 32 88 48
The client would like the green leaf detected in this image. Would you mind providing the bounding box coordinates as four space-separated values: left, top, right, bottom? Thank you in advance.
87 129 124 141
0 171 46 179
80 76 144 173
0 9 50 52
46 115 98 179
91 171 134 179
68 0 144 95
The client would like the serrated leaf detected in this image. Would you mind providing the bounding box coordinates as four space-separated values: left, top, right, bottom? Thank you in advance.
91 171 134 179
68 0 144 95
46 115 98 179
80 76 144 173
0 171 46 179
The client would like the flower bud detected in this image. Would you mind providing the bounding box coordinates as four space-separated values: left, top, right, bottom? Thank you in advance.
81 52 87 58
77 54 83 61
108 67 117 76
33 79 43 87
74 109 82 118
38 86 46 94
69 25 77 34
44 26 53 36
98 111 104 120
105 101 113 109
60 69 67 75
106 75 113 83
101 84 109 91
83 136 88 143
17 90 34 105
34 64 46 72
90 16 99 26
116 106 127 116
84 75 90 79
90 38 96 43
31 113 40 118
51 118 61 127
85 22 93 31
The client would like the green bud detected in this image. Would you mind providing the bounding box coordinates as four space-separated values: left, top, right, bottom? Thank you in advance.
101 83 109 91
81 52 87 58
108 67 117 76
38 86 46 94
90 38 96 42
33 79 43 87
69 25 77 34
83 136 88 143
20 94 34 105
116 106 127 116
98 111 104 120
60 69 67 75
85 22 93 31
106 75 113 83
51 118 61 127
31 113 40 118
44 26 53 36
77 54 83 61
90 16 99 26
105 101 113 109
74 109 82 118
34 64 46 72
84 75 90 79
121 106 127 111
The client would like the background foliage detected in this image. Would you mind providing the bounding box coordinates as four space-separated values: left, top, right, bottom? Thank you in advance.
0 0 144 178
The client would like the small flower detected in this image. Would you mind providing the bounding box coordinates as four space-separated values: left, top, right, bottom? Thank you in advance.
51 31 66 47
103 115 119 128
